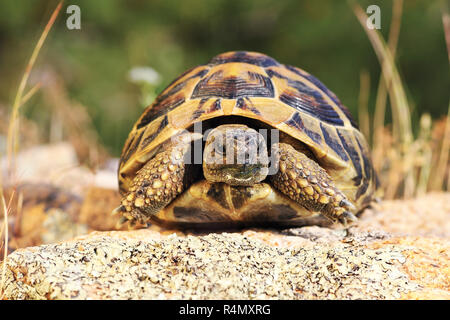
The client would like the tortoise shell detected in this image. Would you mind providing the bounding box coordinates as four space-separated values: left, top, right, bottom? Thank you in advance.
119 51 378 209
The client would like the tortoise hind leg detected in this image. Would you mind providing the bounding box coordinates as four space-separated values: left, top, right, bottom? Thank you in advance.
270 143 357 226
115 134 198 226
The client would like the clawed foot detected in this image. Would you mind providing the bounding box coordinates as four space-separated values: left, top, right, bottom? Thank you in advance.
271 143 358 226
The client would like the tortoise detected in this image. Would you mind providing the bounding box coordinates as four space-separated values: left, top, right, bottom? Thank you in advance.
115 51 379 229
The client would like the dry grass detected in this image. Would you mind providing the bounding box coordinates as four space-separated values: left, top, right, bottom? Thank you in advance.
358 70 371 141
0 1 63 297
40 69 109 168
372 0 403 169
352 1 449 199
0 192 9 299
6 1 63 182
431 104 450 191
431 12 450 192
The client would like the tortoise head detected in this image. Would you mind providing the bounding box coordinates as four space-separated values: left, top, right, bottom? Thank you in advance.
203 124 269 186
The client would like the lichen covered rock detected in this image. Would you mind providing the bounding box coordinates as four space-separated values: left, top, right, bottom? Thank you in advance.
1 228 448 300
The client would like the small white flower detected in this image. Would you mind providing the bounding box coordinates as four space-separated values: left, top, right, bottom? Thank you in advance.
128 66 161 85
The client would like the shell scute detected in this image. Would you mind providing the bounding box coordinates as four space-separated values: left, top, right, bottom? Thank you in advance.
209 51 280 68
191 68 275 99
266 67 345 126
119 51 377 207
284 64 359 129
319 122 349 162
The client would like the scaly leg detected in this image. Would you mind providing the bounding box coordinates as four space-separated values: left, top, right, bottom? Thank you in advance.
114 134 197 226
270 143 357 226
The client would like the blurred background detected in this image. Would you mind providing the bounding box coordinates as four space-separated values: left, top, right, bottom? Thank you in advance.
0 0 449 199
0 0 448 155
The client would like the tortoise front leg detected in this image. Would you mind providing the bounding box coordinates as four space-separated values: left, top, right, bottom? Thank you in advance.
270 143 357 226
115 135 196 226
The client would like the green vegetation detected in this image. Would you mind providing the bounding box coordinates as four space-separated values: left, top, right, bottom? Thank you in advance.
0 0 448 156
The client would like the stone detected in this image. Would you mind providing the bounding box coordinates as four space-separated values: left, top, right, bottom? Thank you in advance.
1 228 448 300
1 143 118 196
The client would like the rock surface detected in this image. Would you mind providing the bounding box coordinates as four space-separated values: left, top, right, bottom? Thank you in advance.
1 143 123 254
1 227 448 300
357 193 450 238
1 143 118 196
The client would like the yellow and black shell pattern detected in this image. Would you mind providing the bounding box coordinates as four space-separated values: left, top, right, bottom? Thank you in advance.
119 51 378 209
